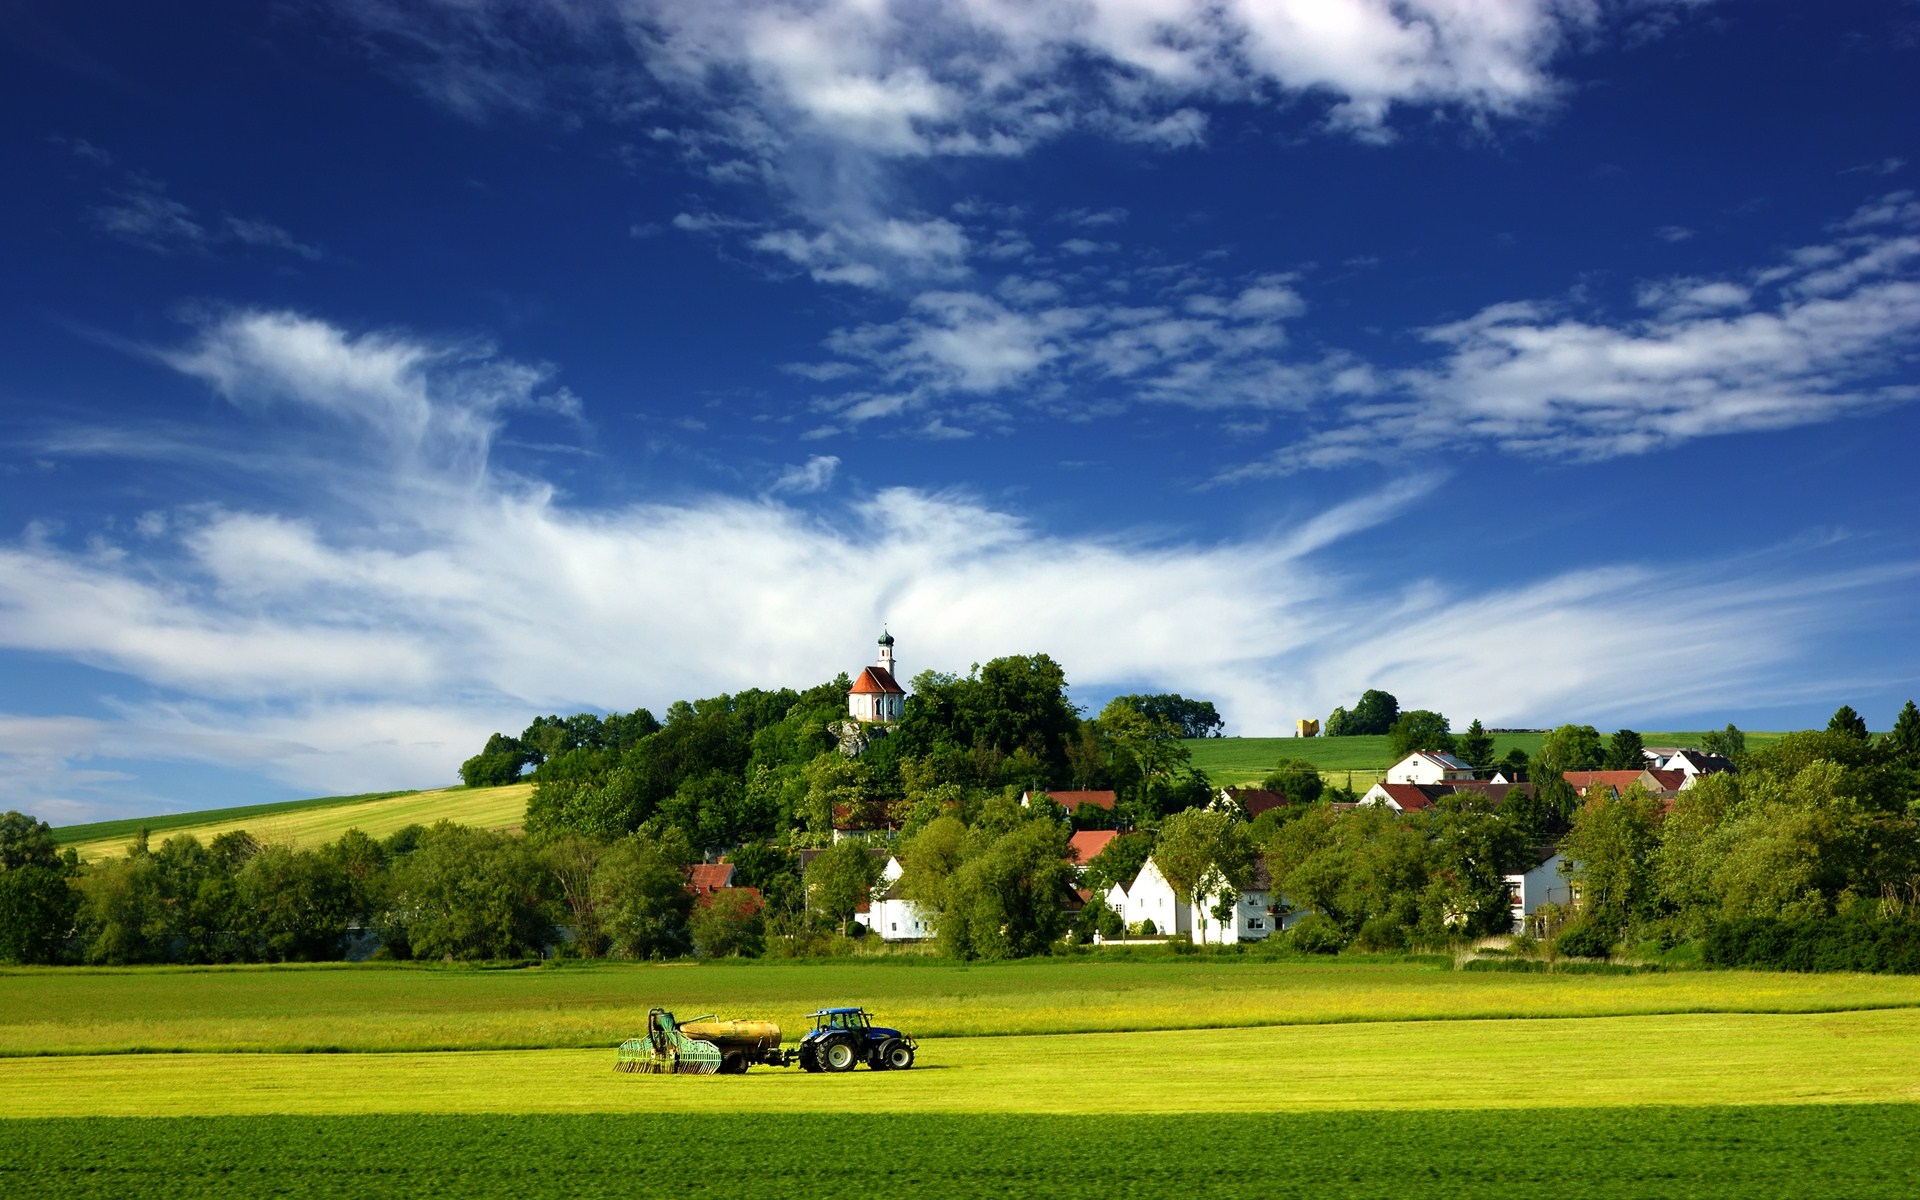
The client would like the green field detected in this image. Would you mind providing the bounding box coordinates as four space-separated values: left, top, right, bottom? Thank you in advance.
10 958 1920 1056
58 784 533 862
1185 731 1782 786
6 957 1918 1197
11 1108 1918 1200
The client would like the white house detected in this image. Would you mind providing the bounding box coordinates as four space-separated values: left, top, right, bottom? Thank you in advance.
1190 861 1279 945
1358 781 1441 812
1386 750 1476 785
1116 857 1190 938
847 631 906 724
1503 849 1574 935
860 856 935 942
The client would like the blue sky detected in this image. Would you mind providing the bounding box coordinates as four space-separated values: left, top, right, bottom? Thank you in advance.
3 0 1917 822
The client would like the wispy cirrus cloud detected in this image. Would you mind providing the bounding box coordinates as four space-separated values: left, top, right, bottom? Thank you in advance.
7 303 1910 819
92 177 322 260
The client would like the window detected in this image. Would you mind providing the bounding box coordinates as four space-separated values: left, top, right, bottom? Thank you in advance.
1248 919 1265 931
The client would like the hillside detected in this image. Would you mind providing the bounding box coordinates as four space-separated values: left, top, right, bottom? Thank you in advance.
58 784 534 862
1183 731 1780 787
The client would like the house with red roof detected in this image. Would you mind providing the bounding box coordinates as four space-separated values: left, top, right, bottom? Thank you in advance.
1020 789 1117 816
1067 829 1118 869
1563 769 1685 800
1211 787 1289 820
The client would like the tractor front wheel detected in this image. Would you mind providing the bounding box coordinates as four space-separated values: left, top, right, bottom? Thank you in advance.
882 1041 915 1071
822 1039 858 1073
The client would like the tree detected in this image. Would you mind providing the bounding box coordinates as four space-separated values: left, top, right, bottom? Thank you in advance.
389 823 556 960
935 818 1075 959
1110 694 1225 739
1098 698 1198 820
1457 720 1495 770
1827 705 1870 741
595 825 696 959
460 732 533 788
233 844 354 961
1604 729 1646 771
1889 700 1920 771
1702 724 1746 759
1324 706 1352 738
1559 784 1664 943
0 811 78 965
690 888 765 958
1386 710 1454 759
1535 724 1605 777
1345 690 1401 736
1152 808 1255 921
806 837 881 935
1260 759 1325 806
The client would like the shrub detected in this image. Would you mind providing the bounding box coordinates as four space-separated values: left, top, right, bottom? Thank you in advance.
1287 913 1348 954
1353 914 1408 952
1553 921 1613 960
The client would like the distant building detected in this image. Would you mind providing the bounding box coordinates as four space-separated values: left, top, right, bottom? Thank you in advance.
1296 718 1320 738
1020 789 1118 817
1385 750 1476 785
847 630 906 724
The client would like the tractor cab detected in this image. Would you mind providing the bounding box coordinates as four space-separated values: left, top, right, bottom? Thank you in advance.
797 1006 917 1073
811 1007 871 1032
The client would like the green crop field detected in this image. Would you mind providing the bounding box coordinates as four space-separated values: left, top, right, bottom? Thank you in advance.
6 957 1916 1197
11 1108 1918 1200
59 784 533 862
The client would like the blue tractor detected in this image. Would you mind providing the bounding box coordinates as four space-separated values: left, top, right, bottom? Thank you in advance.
796 1007 917 1072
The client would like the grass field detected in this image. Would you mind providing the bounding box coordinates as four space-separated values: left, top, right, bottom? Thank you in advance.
11 1108 1919 1200
59 784 533 862
9 958 1920 1056
6 957 1917 1197
1185 731 1783 786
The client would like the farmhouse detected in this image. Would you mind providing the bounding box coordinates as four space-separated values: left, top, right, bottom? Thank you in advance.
1385 750 1477 785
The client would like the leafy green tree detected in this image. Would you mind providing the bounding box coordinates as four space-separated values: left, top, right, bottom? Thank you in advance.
1827 705 1870 741
1651 772 1743 935
1604 729 1646 771
594 825 696 959
1701 724 1746 759
1081 832 1155 897
73 854 168 964
1889 700 1920 771
1413 798 1527 940
1098 698 1197 820
1386 710 1454 759
1457 720 1495 770
1260 758 1325 805
1264 805 1425 939
460 732 534 787
389 823 556 960
1535 724 1605 777
805 836 881 935
1110 694 1225 739
690 888 765 958
1700 762 1880 921
1323 706 1351 738
1346 690 1401 736
1559 784 1663 942
0 811 79 964
233 844 354 961
935 818 1074 959
538 833 608 957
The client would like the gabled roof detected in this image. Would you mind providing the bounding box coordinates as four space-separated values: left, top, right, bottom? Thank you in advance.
1645 769 1687 794
1667 748 1734 774
686 863 735 893
1068 829 1119 864
1033 789 1117 812
1223 787 1289 818
849 665 905 695
1374 783 1441 811
1563 770 1657 796
1403 750 1474 771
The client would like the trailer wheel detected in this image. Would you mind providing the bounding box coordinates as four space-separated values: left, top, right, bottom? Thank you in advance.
719 1053 747 1074
822 1039 858 1073
882 1042 915 1071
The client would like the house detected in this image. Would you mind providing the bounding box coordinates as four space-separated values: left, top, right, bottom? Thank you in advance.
1115 857 1189 937
1385 750 1476 785
1067 829 1118 871
847 630 906 724
1020 789 1117 817
1562 769 1685 800
1502 849 1574 934
1211 787 1289 820
686 862 736 896
860 856 935 942
1358 782 1443 812
1662 748 1735 780
1190 859 1279 945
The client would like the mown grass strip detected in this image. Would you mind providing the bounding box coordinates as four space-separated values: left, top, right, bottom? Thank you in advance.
4 1012 1917 1117
51 791 421 843
11 958 1920 1057
5 1107 1916 1200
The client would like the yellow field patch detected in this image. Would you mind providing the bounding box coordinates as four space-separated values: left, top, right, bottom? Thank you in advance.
66 784 534 861
4 1011 1916 1118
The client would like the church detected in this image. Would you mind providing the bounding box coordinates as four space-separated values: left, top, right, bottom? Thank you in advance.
847 630 906 723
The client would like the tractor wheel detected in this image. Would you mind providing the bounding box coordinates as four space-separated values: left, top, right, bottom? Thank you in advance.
882 1041 915 1071
822 1039 858 1073
798 1044 821 1073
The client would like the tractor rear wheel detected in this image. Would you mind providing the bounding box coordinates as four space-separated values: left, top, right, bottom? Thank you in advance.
882 1041 915 1071
822 1039 858 1073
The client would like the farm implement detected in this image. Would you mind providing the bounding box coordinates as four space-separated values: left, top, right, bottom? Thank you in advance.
617 1006 917 1075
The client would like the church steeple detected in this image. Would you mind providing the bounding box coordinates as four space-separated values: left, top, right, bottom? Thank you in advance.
877 628 896 680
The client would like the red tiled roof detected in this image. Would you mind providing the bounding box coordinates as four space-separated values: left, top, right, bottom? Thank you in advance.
848 665 905 695
1376 783 1439 811
1563 770 1654 796
1037 789 1117 812
695 885 764 914
686 863 735 894
1645 769 1687 794
1068 829 1119 864
1224 787 1289 817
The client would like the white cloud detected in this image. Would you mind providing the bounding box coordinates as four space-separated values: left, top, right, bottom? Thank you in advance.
92 179 323 260
769 454 841 494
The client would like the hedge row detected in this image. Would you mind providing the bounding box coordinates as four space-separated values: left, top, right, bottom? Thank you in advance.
1703 915 1920 974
